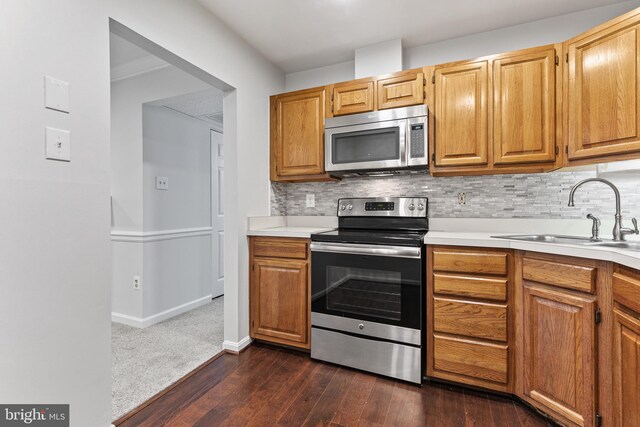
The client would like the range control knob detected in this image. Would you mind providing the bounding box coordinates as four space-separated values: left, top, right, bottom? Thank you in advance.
340 205 346 211
417 203 425 211
347 204 353 210
408 203 415 211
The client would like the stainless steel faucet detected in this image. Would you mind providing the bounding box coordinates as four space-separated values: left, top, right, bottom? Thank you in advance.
586 214 600 241
568 178 639 241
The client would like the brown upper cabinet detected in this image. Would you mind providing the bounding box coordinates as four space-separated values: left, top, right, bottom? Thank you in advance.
431 44 562 175
565 9 640 164
433 60 489 168
493 46 558 166
270 87 335 183
377 71 425 110
331 79 375 116
269 7 640 181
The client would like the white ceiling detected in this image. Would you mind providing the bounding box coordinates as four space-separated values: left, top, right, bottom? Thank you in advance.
197 0 630 73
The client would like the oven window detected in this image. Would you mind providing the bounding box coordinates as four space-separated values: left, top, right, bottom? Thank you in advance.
326 266 402 321
331 127 400 164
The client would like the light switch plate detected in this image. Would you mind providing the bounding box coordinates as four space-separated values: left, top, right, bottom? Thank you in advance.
44 76 70 113
45 127 70 162
156 176 169 190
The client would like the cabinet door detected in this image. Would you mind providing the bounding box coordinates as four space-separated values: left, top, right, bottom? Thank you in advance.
493 47 557 165
613 306 640 427
250 258 309 348
377 72 424 110
274 89 325 177
566 19 640 161
522 284 596 427
332 80 375 116
434 61 489 167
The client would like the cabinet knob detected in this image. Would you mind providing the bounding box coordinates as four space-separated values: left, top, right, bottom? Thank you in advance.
358 323 364 330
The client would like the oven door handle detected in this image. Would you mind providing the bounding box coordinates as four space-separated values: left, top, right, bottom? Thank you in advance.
310 242 421 259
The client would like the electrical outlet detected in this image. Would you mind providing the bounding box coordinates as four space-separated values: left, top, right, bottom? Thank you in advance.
458 193 466 205
306 193 315 208
156 176 169 190
133 276 141 291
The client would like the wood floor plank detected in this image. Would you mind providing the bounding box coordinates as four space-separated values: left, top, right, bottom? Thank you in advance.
117 346 262 427
439 385 467 427
301 368 357 427
383 382 424 427
244 354 319 426
357 377 396 426
275 362 339 426
463 389 494 427
115 344 555 427
163 345 283 427
331 371 377 426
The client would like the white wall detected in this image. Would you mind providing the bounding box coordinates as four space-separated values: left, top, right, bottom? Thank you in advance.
285 60 355 92
111 66 211 321
142 105 212 318
111 66 210 232
0 1 112 426
404 0 640 68
284 0 640 91
106 0 285 354
0 0 284 426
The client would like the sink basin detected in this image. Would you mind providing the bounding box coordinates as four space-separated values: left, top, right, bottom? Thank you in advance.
584 241 640 251
491 234 640 252
491 234 595 245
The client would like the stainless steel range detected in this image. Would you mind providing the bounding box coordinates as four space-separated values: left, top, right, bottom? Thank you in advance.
310 197 428 384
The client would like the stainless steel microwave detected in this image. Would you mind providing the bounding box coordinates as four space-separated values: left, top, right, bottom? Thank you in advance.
324 105 428 174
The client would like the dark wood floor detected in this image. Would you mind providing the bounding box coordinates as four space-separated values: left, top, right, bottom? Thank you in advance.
116 343 554 427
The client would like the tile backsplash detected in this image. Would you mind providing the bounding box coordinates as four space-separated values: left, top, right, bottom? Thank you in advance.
270 171 640 219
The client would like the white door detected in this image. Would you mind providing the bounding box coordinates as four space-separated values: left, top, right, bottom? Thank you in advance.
211 129 224 298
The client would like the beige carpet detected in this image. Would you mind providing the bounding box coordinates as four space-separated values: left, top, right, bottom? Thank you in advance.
111 297 224 420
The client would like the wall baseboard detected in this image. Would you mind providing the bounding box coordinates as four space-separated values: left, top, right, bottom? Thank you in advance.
111 227 212 243
112 294 212 328
222 336 252 354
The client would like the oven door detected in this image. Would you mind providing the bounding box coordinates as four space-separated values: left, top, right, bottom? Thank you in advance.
310 242 423 330
325 120 407 172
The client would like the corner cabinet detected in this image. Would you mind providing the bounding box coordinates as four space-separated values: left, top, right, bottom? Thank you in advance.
249 237 310 350
565 10 640 164
612 266 640 427
431 44 563 176
270 87 335 183
517 252 602 427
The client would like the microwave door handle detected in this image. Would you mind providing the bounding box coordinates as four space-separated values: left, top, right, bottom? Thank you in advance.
400 120 408 167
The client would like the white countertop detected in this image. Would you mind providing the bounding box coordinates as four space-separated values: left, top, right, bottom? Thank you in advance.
247 216 337 239
425 231 640 271
246 216 640 270
247 226 336 239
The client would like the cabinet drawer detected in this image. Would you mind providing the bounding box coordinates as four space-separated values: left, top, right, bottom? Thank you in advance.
433 248 508 275
433 334 508 384
434 298 507 342
252 237 308 260
613 267 640 314
523 256 596 293
433 273 507 302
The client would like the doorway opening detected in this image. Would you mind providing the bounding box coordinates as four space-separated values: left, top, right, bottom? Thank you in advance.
109 22 230 421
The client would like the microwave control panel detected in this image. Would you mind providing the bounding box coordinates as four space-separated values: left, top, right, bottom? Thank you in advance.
409 124 425 158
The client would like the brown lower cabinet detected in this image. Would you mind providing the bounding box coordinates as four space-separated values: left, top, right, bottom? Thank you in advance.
612 266 640 427
428 245 640 427
249 237 310 350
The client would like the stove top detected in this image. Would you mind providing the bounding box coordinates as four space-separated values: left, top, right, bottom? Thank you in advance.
311 229 426 247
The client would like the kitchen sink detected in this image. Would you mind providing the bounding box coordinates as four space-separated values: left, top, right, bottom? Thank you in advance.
584 241 640 251
491 234 640 252
491 234 595 245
